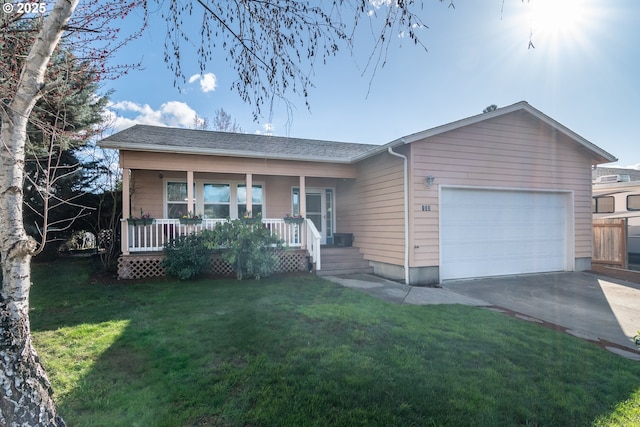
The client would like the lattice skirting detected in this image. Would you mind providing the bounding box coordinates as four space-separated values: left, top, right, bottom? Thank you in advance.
118 249 309 280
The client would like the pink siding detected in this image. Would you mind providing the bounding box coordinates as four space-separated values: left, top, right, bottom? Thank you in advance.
263 175 298 218
130 170 164 219
409 111 594 267
337 150 405 266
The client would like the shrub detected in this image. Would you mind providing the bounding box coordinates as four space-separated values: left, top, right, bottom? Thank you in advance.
163 233 211 280
202 220 282 280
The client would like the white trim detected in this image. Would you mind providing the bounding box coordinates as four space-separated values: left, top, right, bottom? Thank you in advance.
306 188 327 245
325 187 336 244
291 186 300 216
293 186 336 245
438 185 575 282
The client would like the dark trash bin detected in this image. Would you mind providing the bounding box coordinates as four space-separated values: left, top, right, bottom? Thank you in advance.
333 233 353 247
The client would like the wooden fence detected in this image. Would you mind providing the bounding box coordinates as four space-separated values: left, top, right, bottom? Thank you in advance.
593 218 627 268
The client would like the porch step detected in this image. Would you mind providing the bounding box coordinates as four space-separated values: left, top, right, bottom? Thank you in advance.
316 246 374 276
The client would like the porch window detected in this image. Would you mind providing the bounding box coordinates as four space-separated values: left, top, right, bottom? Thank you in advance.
203 183 231 218
167 182 197 218
237 184 263 217
292 188 301 216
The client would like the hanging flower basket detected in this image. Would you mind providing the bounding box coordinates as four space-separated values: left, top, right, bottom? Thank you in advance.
128 218 155 226
179 218 203 225
284 217 305 225
129 209 154 226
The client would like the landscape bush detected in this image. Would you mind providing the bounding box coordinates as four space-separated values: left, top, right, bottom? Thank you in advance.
163 233 211 280
163 222 283 280
202 220 282 280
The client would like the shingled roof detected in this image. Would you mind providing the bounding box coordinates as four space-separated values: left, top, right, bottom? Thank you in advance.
99 125 379 163
99 102 617 165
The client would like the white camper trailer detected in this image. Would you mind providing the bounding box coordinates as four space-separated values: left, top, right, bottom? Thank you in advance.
593 176 640 264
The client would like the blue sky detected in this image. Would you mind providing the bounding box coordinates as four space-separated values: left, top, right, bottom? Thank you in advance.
103 0 640 168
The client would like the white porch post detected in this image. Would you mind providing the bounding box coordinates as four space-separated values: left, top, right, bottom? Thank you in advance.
245 173 252 215
300 175 309 248
299 175 306 216
187 170 194 214
121 168 130 255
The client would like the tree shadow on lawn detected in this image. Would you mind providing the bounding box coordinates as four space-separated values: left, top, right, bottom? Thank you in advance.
30 263 640 426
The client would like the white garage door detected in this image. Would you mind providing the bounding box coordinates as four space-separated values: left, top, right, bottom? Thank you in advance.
440 188 570 281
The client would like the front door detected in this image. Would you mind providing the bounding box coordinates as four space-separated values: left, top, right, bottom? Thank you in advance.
306 190 326 245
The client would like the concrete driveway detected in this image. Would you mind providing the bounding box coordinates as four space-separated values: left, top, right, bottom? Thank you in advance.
443 272 640 356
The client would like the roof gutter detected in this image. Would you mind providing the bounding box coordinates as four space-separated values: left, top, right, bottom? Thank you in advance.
387 145 410 285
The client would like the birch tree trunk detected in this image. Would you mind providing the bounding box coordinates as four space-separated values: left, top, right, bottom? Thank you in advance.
0 1 79 425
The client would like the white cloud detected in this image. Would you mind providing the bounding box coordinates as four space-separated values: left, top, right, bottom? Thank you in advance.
200 73 217 92
104 100 198 131
255 123 274 136
188 72 217 93
110 100 146 113
369 0 392 7
160 101 199 127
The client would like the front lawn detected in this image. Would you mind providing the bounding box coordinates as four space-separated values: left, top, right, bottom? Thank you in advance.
30 259 640 426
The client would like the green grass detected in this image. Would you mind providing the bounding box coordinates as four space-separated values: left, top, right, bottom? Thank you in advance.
30 259 640 426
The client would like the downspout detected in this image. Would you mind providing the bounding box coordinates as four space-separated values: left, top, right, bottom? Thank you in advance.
387 145 409 285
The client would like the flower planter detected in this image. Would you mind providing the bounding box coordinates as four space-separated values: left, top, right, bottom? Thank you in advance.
128 218 155 226
179 218 203 225
284 217 305 225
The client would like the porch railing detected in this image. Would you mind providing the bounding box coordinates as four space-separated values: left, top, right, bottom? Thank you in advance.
305 219 321 270
122 218 322 270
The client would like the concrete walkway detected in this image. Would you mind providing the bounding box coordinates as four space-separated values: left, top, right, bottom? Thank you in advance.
323 272 640 362
324 273 489 306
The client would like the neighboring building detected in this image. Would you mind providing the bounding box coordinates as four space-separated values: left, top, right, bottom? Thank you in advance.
99 101 616 283
593 166 640 183
593 177 640 262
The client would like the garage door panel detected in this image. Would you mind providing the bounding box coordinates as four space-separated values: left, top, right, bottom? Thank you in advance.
443 240 564 263
441 188 569 281
442 252 566 279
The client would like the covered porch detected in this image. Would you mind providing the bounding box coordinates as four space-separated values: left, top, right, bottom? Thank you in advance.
117 149 361 277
